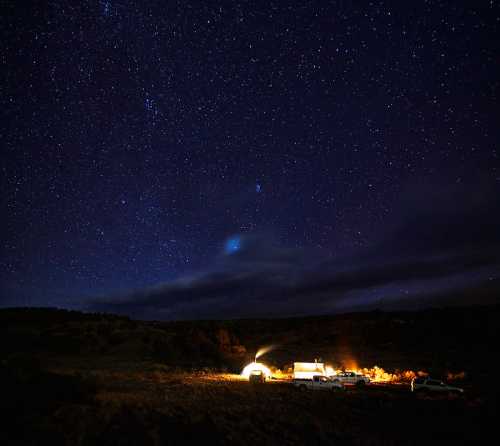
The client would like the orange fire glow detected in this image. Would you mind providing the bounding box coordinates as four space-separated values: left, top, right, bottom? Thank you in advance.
326 364 426 383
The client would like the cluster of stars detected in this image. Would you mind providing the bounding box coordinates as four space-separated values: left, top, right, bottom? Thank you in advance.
1 1 499 308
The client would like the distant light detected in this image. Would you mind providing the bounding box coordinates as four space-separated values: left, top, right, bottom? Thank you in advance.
225 236 241 254
256 183 262 193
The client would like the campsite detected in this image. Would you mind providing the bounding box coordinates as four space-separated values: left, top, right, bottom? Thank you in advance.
1 306 497 445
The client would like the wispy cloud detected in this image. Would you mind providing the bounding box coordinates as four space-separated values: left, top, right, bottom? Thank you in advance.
87 178 500 319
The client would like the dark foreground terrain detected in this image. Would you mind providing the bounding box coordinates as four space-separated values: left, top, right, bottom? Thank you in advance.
1 306 498 445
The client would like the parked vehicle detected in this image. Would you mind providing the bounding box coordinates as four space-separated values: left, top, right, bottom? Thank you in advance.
249 369 266 383
330 371 370 387
411 377 464 394
293 375 344 391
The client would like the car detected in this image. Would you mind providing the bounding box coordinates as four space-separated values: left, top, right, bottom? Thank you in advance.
331 371 370 387
293 375 344 391
411 377 464 395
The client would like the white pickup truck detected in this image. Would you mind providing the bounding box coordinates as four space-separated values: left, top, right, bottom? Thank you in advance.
411 377 464 395
330 371 370 387
293 375 344 391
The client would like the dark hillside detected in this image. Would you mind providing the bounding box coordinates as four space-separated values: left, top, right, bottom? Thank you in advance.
2 305 499 376
1 306 498 445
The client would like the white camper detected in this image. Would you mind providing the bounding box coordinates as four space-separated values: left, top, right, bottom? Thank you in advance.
293 362 326 379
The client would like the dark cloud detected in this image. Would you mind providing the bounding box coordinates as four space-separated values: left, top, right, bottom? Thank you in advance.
88 179 500 319
294 249 499 297
380 177 500 257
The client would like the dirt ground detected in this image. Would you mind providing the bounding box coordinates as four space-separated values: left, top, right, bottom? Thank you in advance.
8 358 487 446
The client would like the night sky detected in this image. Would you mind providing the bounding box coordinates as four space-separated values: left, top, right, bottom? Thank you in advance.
2 1 499 319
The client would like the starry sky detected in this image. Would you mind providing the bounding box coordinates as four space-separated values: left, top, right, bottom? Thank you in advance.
2 1 499 319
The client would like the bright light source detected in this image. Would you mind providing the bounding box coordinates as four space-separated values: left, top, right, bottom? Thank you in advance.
241 362 271 379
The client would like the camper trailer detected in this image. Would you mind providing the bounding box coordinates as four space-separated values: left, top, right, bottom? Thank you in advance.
293 362 326 379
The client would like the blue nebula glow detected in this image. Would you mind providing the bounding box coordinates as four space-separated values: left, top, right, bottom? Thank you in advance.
225 236 241 254
256 183 262 193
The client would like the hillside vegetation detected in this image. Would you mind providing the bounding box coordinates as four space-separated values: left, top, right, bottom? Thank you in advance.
1 306 498 445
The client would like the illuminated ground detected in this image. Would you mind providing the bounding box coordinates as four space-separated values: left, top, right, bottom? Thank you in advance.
13 358 483 445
